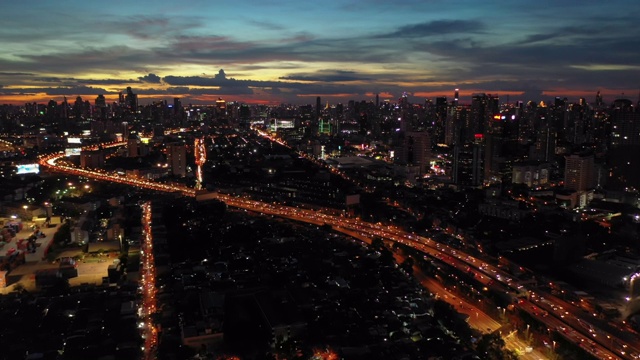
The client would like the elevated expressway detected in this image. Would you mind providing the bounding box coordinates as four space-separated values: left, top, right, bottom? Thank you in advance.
39 149 637 360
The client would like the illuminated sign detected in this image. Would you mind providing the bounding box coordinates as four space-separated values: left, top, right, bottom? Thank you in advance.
140 137 151 144
474 134 484 139
16 164 40 175
67 137 82 144
65 148 81 156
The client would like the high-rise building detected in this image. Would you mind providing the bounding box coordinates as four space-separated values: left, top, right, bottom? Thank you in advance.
80 149 105 169
316 96 321 121
399 131 432 175
469 93 499 142
125 87 138 112
215 97 226 118
167 142 187 177
564 153 595 191
127 133 141 157
453 138 484 187
608 98 640 190
95 94 107 119
610 99 640 147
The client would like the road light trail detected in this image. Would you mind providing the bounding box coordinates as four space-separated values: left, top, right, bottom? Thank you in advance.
39 145 634 360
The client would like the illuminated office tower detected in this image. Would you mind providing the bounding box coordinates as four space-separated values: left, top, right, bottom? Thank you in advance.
608 99 640 190
564 153 594 191
453 136 484 187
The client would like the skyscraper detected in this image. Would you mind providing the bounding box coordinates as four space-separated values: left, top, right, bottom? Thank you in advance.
469 93 498 141
95 94 107 119
127 132 141 157
400 131 432 175
125 87 138 112
167 142 187 177
316 96 321 121
453 139 484 187
610 99 640 147
564 153 594 191
608 98 640 190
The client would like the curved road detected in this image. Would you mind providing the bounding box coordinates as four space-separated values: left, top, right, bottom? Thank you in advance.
39 148 637 360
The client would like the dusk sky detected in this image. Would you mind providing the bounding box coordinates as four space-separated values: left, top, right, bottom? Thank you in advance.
1 0 639 105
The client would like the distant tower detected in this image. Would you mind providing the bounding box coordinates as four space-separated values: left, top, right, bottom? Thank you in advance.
595 91 603 107
95 94 106 119
454 88 459 106
125 87 138 111
316 96 321 121
399 92 410 132
375 93 379 108
62 96 68 119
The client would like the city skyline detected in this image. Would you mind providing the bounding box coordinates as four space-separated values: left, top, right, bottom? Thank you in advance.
1 0 639 105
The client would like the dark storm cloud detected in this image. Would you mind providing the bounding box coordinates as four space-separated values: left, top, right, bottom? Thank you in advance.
0 72 33 76
131 86 254 96
5 46 155 74
279 70 371 82
1 85 110 96
77 79 141 85
411 31 640 91
138 73 162 83
377 19 485 38
154 34 405 66
32 77 141 86
163 71 294 89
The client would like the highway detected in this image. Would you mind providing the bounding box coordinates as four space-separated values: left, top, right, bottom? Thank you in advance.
39 148 638 359
140 201 158 360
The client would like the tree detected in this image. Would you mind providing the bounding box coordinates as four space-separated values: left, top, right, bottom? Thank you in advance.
53 220 71 245
370 237 385 250
401 256 415 274
475 333 519 360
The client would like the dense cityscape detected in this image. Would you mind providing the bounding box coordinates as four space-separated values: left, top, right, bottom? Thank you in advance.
2 1 640 360
0 84 638 360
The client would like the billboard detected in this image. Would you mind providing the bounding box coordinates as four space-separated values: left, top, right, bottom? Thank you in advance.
65 148 81 156
67 137 82 144
16 164 40 175
346 194 360 206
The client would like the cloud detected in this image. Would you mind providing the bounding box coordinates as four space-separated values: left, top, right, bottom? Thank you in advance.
377 19 485 38
246 19 286 31
77 78 141 85
1 85 110 96
279 70 371 82
101 15 203 40
0 72 33 76
138 73 162 83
